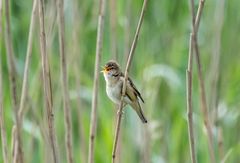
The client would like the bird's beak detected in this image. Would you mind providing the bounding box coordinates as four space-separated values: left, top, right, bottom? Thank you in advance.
101 66 107 73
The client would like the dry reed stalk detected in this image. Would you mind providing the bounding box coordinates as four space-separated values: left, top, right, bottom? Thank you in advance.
0 60 9 163
109 0 117 59
186 33 196 163
11 126 16 163
109 1 122 161
19 0 38 123
38 0 59 162
115 121 122 163
188 0 216 162
88 0 106 162
4 0 23 162
111 0 149 162
186 0 197 162
57 0 73 162
124 0 131 63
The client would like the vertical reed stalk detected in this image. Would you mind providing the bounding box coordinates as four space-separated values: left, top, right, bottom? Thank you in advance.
188 0 216 162
88 0 106 163
19 0 38 123
109 0 117 59
4 0 23 162
0 59 9 163
186 33 196 163
109 1 122 161
186 0 197 162
111 0 149 162
38 0 59 162
57 0 73 162
124 0 131 64
11 126 16 163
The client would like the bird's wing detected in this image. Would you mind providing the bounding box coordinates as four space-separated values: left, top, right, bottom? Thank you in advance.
127 77 144 103
119 72 144 103
126 80 137 102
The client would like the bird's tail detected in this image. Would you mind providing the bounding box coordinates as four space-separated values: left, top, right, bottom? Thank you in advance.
131 101 147 123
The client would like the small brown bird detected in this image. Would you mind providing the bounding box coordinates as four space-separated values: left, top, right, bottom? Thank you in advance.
101 60 147 123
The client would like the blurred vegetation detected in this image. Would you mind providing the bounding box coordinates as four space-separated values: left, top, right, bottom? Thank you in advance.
0 0 240 163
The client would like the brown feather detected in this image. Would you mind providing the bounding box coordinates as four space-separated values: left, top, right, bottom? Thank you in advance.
119 72 144 103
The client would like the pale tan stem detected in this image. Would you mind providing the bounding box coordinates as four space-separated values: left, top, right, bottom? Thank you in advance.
111 0 149 162
38 0 59 162
189 0 216 162
4 0 23 162
11 126 17 163
88 0 106 163
109 0 117 59
186 33 196 163
19 0 38 123
57 0 73 162
0 59 9 163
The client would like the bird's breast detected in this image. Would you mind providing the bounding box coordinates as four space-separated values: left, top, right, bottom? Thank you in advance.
106 82 122 104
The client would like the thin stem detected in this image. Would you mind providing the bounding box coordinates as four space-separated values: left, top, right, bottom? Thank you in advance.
111 0 149 162
186 0 197 162
186 33 196 163
88 0 106 163
0 59 9 163
19 0 38 124
124 0 131 65
11 125 16 163
57 0 73 162
4 0 23 162
190 0 216 163
194 0 205 33
38 0 59 162
109 0 117 59
109 1 121 161
190 0 195 22
193 19 216 163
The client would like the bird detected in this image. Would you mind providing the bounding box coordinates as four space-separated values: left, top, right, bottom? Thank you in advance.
101 60 147 123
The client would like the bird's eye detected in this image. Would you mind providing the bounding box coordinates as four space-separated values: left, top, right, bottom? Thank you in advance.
106 66 114 71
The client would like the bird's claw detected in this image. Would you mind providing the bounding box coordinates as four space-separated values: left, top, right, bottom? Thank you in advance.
117 109 124 115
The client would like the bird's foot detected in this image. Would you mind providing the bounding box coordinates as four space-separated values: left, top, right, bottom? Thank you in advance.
117 109 124 115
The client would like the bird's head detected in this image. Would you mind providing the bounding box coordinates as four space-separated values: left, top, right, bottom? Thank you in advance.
101 60 121 82
101 60 120 75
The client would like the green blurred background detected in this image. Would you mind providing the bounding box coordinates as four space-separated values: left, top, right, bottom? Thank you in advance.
0 0 240 162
